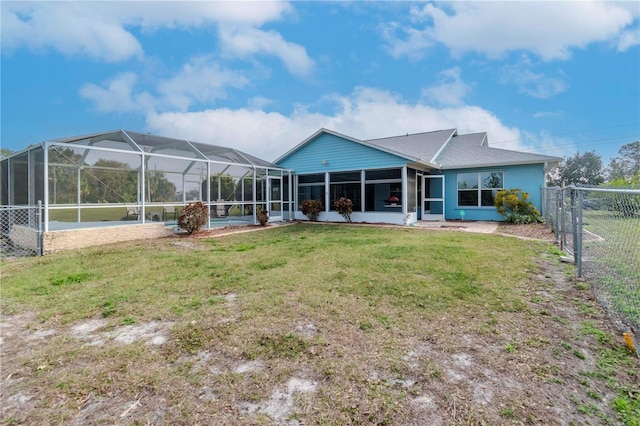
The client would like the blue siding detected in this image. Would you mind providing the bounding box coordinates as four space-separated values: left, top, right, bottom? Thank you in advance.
443 164 546 221
277 133 407 173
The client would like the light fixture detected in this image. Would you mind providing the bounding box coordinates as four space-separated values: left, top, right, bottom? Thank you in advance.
321 160 328 166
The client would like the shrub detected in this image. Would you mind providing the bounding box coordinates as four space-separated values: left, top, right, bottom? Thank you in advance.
177 201 209 234
300 199 323 221
334 197 353 222
495 189 545 224
257 208 269 226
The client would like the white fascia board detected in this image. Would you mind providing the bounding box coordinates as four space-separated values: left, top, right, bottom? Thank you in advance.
430 129 458 163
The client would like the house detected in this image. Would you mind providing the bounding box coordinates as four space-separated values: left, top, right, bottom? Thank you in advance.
275 128 561 224
0 127 561 255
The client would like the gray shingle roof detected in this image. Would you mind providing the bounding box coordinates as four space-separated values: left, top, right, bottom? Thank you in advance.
365 129 456 163
366 129 561 168
435 133 562 169
276 127 562 170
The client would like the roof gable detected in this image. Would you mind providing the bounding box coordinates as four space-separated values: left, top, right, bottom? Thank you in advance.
274 128 363 164
276 129 410 173
365 129 457 164
276 128 453 168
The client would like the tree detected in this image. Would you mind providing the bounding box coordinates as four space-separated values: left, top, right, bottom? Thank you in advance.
547 150 604 187
1 148 13 159
49 147 83 204
82 159 138 203
146 169 177 202
607 141 640 184
205 173 237 200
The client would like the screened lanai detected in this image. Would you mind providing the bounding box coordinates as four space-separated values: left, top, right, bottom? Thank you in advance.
1 130 292 232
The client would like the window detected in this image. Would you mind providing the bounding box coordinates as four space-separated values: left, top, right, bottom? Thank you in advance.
297 173 325 206
364 168 402 211
330 172 361 211
457 171 503 207
366 169 401 180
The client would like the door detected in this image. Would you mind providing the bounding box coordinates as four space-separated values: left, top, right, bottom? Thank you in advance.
267 176 282 222
422 175 445 221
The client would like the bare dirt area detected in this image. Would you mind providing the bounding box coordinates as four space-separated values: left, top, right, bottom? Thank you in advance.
496 222 557 242
1 223 637 425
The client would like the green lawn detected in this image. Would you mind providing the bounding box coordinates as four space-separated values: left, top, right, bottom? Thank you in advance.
582 210 640 329
1 224 637 425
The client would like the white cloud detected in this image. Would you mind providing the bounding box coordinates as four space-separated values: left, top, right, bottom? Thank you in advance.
386 1 636 61
1 1 299 66
145 86 526 162
157 56 249 111
80 58 248 113
1 2 142 62
219 26 315 77
248 97 274 110
517 130 578 160
80 73 154 113
533 111 564 119
500 56 567 99
122 1 292 29
617 26 640 51
421 67 471 106
381 21 432 60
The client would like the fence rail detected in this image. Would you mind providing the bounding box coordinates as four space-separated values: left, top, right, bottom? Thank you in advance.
542 186 640 333
0 202 42 258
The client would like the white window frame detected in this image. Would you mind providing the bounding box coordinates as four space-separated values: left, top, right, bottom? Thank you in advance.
456 171 504 208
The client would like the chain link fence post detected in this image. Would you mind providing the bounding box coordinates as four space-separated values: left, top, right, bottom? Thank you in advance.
576 189 583 278
37 200 43 256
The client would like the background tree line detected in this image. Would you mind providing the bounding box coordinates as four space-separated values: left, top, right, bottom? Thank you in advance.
48 148 177 203
547 141 640 188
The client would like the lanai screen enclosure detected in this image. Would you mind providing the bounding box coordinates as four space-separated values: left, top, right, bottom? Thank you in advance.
1 130 292 232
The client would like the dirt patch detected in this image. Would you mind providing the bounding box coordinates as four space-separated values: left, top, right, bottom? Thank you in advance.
496 222 557 242
241 377 317 422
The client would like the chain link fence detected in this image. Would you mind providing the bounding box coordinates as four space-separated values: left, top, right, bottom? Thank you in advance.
0 202 42 259
542 186 640 333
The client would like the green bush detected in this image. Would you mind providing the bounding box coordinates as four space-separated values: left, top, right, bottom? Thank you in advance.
300 199 323 221
177 201 209 234
334 197 353 223
495 189 545 224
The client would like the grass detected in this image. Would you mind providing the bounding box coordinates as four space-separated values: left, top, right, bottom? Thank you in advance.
581 210 640 328
2 225 534 323
1 223 638 425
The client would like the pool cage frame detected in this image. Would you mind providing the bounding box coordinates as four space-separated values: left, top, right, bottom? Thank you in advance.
1 130 293 232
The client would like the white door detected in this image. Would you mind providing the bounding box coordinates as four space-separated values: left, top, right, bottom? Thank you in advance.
422 175 445 221
267 177 282 222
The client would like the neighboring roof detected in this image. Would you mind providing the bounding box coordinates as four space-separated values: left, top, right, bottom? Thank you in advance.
276 127 562 170
435 132 562 169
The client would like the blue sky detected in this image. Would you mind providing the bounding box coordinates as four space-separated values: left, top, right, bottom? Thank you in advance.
2 1 639 165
